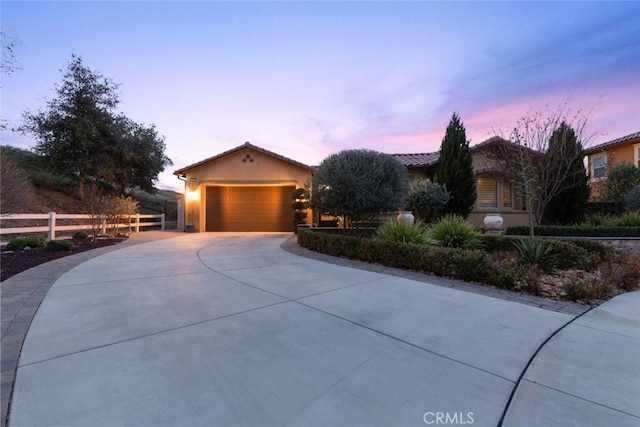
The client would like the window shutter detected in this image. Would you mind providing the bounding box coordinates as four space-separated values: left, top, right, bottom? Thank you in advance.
477 178 497 208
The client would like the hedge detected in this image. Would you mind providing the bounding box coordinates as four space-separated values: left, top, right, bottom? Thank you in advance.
506 226 640 238
297 229 490 282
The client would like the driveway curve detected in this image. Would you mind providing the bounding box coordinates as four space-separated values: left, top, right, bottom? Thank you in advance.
8 233 637 426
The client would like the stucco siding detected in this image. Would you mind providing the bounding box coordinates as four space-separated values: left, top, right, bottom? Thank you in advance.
181 146 312 231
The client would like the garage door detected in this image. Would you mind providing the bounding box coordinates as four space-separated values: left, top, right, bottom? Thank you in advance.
205 186 295 232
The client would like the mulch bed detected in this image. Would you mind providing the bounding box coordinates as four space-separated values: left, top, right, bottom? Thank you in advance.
1 237 126 282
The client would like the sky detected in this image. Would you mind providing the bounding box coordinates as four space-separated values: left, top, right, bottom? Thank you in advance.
2 1 640 192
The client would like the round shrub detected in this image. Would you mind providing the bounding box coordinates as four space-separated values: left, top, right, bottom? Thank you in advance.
311 149 409 230
46 239 74 251
7 235 47 250
403 179 450 222
73 231 89 239
563 280 594 302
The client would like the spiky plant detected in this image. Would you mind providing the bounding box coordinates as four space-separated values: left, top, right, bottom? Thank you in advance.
428 215 481 249
375 219 431 244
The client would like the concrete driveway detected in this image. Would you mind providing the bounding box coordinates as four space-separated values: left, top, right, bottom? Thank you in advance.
9 233 640 426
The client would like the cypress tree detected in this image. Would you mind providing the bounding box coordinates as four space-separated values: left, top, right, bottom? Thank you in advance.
542 122 590 224
435 113 476 217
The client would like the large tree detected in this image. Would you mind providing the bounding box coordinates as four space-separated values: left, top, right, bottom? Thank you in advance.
492 104 591 236
435 113 476 217
21 55 172 197
542 122 590 224
311 149 408 232
600 163 640 210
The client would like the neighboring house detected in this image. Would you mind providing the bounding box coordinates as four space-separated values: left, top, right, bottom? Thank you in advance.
175 138 532 232
584 131 640 198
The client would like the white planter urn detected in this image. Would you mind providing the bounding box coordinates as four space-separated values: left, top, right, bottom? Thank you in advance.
397 211 415 225
483 213 504 231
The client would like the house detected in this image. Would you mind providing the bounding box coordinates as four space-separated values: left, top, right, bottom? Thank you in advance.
175 138 530 232
174 142 312 232
584 131 640 198
391 136 528 228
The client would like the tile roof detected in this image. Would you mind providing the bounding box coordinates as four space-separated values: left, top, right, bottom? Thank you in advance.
585 131 640 155
391 136 514 168
391 152 439 168
174 142 312 175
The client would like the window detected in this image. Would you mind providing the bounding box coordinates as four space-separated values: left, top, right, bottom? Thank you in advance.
634 143 640 167
592 155 606 179
476 176 515 209
502 182 512 208
477 177 497 208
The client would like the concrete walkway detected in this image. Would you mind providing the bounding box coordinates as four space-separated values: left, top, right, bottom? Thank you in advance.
5 233 639 426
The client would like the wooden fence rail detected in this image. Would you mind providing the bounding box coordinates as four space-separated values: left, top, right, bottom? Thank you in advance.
0 212 165 240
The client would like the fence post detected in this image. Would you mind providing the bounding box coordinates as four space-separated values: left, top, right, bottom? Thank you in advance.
101 216 107 236
135 213 140 233
161 214 165 230
48 212 56 241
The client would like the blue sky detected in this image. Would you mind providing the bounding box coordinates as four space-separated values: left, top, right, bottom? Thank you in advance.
2 1 639 191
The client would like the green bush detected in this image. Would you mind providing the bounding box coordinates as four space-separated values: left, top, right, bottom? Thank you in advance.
547 240 600 271
581 213 613 227
446 249 491 282
487 253 542 294
512 238 554 272
429 215 481 249
297 229 490 282
612 212 640 227
46 239 74 251
518 265 543 295
563 280 594 302
600 252 640 291
310 149 408 230
73 231 89 239
506 225 640 237
565 239 612 261
626 184 640 212
7 235 47 250
403 179 450 222
480 235 521 253
27 170 78 193
375 219 431 244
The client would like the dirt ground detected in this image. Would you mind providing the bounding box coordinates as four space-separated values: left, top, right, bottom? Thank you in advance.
1 237 126 282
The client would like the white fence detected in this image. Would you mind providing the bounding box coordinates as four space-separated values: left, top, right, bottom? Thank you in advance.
0 212 165 240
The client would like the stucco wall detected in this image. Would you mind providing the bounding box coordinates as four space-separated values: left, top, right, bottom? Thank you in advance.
587 139 640 199
180 147 312 231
